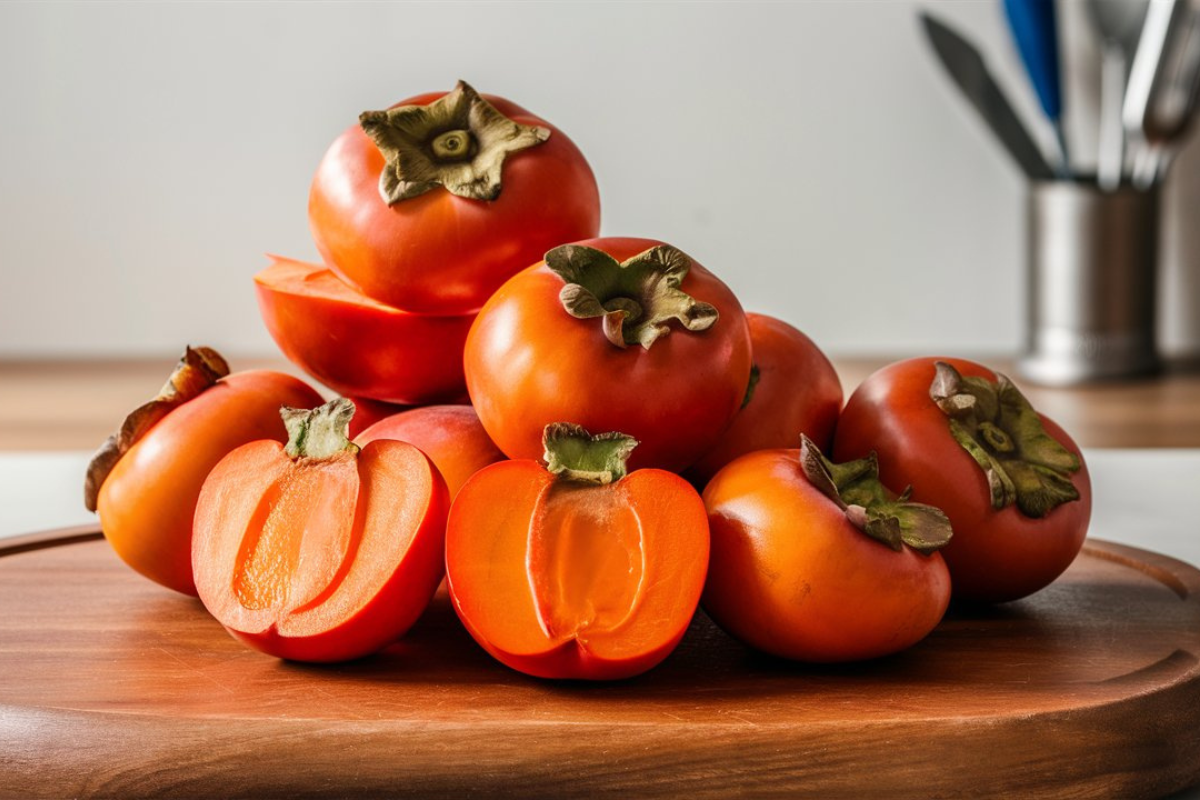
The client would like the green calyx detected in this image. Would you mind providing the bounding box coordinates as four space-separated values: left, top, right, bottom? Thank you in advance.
545 243 719 350
282 398 360 461
542 423 639 485
359 80 550 204
929 361 1080 518
799 434 952 555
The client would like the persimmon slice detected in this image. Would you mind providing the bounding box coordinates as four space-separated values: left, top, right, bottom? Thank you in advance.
193 399 449 662
446 424 709 680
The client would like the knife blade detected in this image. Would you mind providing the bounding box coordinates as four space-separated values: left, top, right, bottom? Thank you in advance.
920 11 1056 181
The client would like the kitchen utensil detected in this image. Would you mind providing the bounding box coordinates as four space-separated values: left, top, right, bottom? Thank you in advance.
1019 179 1160 385
920 11 1056 180
1135 8 1200 184
1123 0 1190 188
1086 0 1149 190
1002 0 1071 176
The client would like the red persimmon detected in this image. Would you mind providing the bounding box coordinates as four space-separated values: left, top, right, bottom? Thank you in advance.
464 237 753 473
309 81 601 315
833 357 1092 603
703 437 952 662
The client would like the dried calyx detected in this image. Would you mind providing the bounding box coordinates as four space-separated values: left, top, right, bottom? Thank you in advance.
545 244 718 350
542 423 639 485
799 434 952 555
84 346 230 512
929 361 1080 518
282 398 360 460
359 80 550 205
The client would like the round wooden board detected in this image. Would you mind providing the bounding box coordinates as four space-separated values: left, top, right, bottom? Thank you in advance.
2 527 1199 799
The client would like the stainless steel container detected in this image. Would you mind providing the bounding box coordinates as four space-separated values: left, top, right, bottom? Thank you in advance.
1018 180 1161 385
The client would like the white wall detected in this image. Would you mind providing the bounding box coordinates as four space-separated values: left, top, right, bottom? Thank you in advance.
1 1 1196 359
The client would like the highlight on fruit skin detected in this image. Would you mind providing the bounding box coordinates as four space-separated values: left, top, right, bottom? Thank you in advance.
445 423 710 680
192 398 450 663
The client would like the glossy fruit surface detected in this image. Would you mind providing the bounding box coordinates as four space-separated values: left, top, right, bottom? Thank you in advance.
255 256 473 405
464 237 752 473
688 312 842 485
833 357 1092 603
309 84 600 315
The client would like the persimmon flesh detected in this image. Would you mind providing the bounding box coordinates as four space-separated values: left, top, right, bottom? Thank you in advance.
193 400 449 662
446 427 709 680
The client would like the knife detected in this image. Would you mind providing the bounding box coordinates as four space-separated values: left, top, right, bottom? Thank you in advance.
920 11 1056 181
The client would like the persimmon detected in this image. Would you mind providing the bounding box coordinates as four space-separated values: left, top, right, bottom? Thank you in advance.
254 256 474 405
445 424 710 680
84 347 323 596
192 399 449 663
308 81 600 315
703 437 952 662
356 405 504 500
687 312 843 486
464 238 753 473
833 358 1092 603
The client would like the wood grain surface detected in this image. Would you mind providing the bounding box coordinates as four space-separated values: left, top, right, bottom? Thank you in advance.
3 356 1200 450
2 528 1198 799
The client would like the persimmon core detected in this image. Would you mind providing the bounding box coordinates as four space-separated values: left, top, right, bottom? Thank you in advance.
233 457 359 612
527 483 646 642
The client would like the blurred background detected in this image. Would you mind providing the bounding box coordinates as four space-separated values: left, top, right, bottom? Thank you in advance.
0 0 1197 361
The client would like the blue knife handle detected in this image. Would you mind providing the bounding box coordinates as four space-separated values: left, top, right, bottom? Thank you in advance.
1003 0 1064 121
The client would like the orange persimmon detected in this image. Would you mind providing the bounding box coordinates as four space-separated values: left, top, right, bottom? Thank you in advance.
192 399 449 662
356 405 504 500
84 347 323 596
446 424 709 680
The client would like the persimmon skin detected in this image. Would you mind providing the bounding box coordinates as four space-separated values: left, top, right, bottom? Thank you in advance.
446 461 709 680
688 313 843 486
309 91 601 316
832 357 1092 604
193 439 450 663
464 237 753 473
96 371 323 596
355 405 504 500
702 449 951 662
254 256 474 405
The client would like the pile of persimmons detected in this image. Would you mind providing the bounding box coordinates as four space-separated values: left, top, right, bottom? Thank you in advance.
84 82 1092 680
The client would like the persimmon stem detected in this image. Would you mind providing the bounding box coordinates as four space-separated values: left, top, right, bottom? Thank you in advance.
542 423 638 485
282 398 360 460
799 434 952 555
929 362 1080 518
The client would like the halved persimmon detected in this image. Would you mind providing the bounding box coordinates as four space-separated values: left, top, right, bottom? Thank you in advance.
193 399 449 662
254 256 474 405
445 424 709 680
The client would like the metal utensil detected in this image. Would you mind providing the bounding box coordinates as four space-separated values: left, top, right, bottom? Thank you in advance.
1086 0 1149 190
1137 9 1200 184
1002 0 1071 176
1122 0 1190 188
920 12 1056 180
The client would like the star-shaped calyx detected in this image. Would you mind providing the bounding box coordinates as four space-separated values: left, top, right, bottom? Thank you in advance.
545 243 719 350
359 80 550 204
929 361 1081 518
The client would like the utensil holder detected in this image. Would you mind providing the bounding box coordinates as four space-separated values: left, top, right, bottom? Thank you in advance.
1018 180 1161 385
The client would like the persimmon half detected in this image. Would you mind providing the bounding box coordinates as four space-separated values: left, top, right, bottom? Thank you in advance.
446 424 709 680
193 399 449 663
254 256 474 405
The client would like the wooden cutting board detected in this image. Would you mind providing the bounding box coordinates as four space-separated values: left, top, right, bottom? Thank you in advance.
2 527 1199 799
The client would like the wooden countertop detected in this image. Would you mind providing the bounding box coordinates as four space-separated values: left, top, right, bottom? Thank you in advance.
2 356 1198 451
